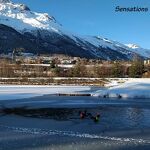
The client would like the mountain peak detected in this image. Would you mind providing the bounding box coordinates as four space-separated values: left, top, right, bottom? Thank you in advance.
126 44 140 49
19 4 30 11
0 0 11 3
0 1 61 32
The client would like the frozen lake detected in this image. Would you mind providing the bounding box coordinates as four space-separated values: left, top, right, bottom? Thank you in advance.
0 95 150 150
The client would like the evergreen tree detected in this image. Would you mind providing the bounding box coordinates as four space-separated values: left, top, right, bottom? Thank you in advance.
111 61 123 77
53 65 61 77
50 59 56 69
72 62 87 77
129 58 144 78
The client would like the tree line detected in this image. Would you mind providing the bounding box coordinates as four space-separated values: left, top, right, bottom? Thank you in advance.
0 58 147 78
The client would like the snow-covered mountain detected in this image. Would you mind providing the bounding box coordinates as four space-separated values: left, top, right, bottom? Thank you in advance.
0 0 149 60
0 1 62 32
126 44 150 58
0 0 11 3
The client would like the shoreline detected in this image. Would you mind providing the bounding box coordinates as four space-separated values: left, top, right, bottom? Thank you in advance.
0 78 150 100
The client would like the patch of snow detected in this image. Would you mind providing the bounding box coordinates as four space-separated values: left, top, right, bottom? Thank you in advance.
57 64 74 68
126 44 140 49
126 44 150 58
105 80 120 88
21 64 74 68
93 78 150 99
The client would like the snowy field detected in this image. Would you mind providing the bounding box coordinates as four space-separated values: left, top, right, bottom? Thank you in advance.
93 78 150 99
0 85 90 100
0 78 150 101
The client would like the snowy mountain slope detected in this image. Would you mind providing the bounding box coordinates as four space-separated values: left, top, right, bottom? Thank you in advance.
0 0 148 60
126 44 150 58
0 0 11 3
0 1 62 32
81 36 134 59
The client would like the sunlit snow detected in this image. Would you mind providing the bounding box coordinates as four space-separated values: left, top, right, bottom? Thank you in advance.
93 78 150 99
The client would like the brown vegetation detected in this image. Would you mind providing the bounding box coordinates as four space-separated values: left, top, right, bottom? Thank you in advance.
0 56 149 85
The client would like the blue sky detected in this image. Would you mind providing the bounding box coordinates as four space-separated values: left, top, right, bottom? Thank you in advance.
13 0 150 48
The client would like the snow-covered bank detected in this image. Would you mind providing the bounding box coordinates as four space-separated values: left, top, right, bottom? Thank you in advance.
0 85 90 100
93 78 150 99
1 78 150 101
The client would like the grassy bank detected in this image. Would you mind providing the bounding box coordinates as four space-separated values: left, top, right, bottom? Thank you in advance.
0 77 106 86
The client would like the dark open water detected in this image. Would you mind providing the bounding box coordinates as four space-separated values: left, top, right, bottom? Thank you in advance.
0 95 150 150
